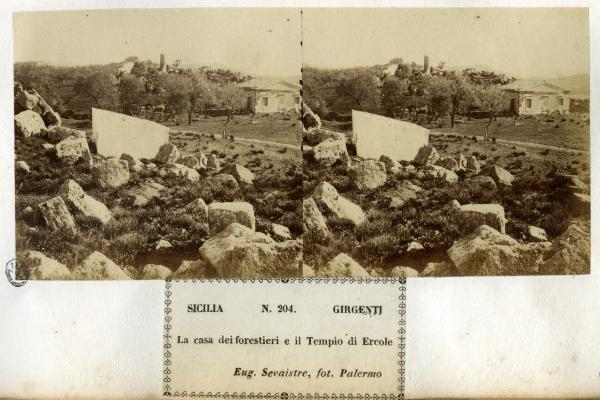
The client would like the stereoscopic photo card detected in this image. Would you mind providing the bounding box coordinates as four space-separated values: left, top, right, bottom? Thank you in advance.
0 2 598 399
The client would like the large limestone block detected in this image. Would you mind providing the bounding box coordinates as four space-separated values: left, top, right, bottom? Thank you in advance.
219 163 255 185
457 203 506 234
414 145 440 165
199 223 302 278
206 174 239 190
140 264 172 280
22 251 71 280
72 251 131 280
172 259 209 279
447 225 551 276
55 136 93 166
120 153 145 172
165 163 200 183
312 138 349 167
348 159 387 190
14 84 40 111
127 180 164 206
312 182 366 226
303 198 330 240
352 110 429 161
540 219 590 275
318 253 370 277
390 266 419 278
92 108 169 159
59 179 112 224
155 143 181 164
15 110 46 137
208 201 256 235
92 158 130 188
423 165 459 183
39 196 77 234
47 127 86 144
304 129 345 146
482 165 515 187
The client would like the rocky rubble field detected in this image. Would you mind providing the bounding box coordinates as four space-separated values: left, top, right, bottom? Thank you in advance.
14 83 303 280
302 105 590 278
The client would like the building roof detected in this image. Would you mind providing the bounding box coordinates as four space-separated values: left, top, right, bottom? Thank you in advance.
239 77 301 92
502 80 570 94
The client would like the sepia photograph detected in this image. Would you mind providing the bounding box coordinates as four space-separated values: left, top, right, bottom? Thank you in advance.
301 8 590 278
13 8 303 280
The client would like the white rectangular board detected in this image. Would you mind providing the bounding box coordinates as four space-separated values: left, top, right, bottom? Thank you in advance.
92 108 169 160
352 110 429 161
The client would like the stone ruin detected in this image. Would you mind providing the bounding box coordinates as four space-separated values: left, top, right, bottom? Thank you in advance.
92 108 169 160
352 110 429 162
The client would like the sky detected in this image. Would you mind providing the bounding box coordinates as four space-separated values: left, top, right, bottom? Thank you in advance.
13 8 302 77
303 8 589 79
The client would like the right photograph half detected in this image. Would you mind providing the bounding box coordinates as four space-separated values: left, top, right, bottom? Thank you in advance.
301 8 590 278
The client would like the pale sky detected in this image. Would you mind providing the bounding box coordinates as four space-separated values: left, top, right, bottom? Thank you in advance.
14 8 302 77
303 8 589 79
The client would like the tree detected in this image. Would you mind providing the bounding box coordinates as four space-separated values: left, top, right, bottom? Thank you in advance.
73 71 118 109
165 72 214 125
474 85 511 141
381 77 409 118
335 70 380 112
118 74 143 115
130 61 149 78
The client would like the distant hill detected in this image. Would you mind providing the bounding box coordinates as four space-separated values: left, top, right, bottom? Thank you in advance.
547 74 589 99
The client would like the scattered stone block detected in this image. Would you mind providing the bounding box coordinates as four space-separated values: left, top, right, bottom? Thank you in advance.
348 159 387 190
72 251 131 280
39 196 77 234
208 201 256 235
22 251 70 280
55 136 93 166
59 179 112 224
317 253 370 277
312 182 366 226
15 110 46 137
155 143 181 164
92 158 130 188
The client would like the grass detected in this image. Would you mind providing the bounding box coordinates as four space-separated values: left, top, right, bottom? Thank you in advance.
303 132 589 274
15 123 303 277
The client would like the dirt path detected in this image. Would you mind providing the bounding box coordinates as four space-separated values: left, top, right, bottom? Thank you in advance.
171 129 301 150
429 130 589 155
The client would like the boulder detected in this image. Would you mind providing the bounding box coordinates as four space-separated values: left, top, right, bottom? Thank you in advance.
14 110 46 137
155 239 173 250
390 266 419 278
55 136 93 166
140 264 172 280
199 223 302 277
466 175 497 191
207 154 221 170
348 159 387 190
312 138 349 167
72 251 131 280
388 183 421 209
304 129 345 146
482 165 514 187
466 156 480 173
165 163 200 183
539 219 590 275
301 103 322 134
185 198 208 225
302 198 330 241
445 199 461 212
219 163 255 185
16 160 30 174
455 153 467 170
420 261 455 277
302 264 316 277
413 145 439 165
528 226 548 242
171 259 209 279
155 143 180 164
272 223 291 241
59 179 112 225
379 155 402 175
47 127 86 144
208 201 256 235
92 158 130 188
39 196 77 234
317 253 370 278
14 84 40 112
22 251 70 280
437 157 459 171
407 241 424 252
180 155 201 170
312 182 366 226
42 143 55 151
447 225 551 276
120 153 145 172
206 174 239 190
423 165 459 183
457 203 506 234
127 180 164 206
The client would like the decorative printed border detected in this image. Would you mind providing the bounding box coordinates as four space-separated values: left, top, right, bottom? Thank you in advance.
162 278 407 399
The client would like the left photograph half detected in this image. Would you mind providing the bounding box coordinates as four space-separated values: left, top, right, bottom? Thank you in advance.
13 8 303 280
